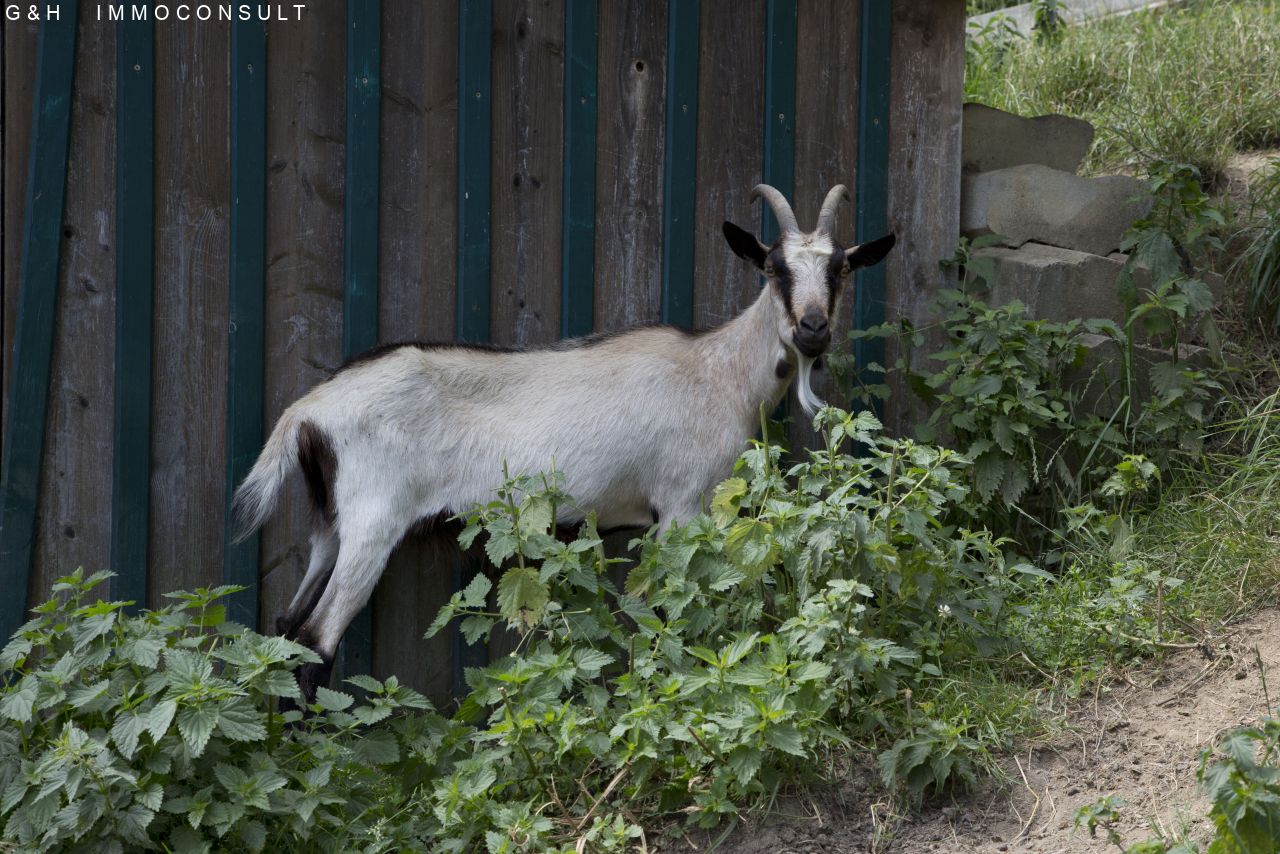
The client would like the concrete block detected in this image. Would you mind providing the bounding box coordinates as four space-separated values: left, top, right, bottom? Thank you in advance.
962 164 1153 256
972 242 1127 325
962 103 1094 175
1069 332 1213 411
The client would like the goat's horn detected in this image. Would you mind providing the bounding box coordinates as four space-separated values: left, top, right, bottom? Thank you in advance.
750 184 800 235
814 184 850 235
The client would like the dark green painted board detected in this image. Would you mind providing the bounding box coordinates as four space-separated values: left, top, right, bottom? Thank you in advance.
454 0 492 695
456 0 492 345
854 0 892 415
660 0 699 328
113 15 154 614
560 0 598 339
0 6 79 639
222 18 266 629
339 0 381 679
760 0 796 245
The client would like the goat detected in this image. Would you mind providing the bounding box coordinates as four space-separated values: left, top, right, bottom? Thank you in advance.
232 184 896 699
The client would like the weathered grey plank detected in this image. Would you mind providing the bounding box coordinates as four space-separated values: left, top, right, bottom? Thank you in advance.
149 19 230 601
885 0 965 435
489 0 565 348
791 0 860 450
257 6 347 631
593 0 666 330
373 0 461 705
2 19 39 458
29 14 116 605
692 0 765 330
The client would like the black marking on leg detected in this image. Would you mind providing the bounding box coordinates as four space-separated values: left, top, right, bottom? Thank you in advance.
297 421 338 526
275 566 334 639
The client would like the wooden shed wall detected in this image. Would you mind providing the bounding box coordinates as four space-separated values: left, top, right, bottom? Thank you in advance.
1 0 963 705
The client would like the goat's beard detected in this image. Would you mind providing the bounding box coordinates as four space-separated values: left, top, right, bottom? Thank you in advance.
795 355 824 416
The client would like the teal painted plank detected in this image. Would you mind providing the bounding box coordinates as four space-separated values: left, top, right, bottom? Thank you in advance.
660 0 699 328
113 13 154 614
454 0 492 695
0 6 80 638
339 0 381 679
222 18 266 628
457 0 492 344
760 0 796 245
854 0 892 415
560 0 598 339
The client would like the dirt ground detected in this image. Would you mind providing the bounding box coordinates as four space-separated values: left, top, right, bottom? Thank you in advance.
672 609 1280 853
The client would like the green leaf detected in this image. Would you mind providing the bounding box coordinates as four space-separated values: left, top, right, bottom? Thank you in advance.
460 573 492 608
344 673 383 693
764 724 806 757
353 730 399 765
496 565 550 630
216 697 266 742
0 675 37 722
518 494 554 537
573 648 614 678
147 699 178 742
111 709 149 759
314 686 354 712
724 518 778 582
259 670 300 699
711 477 748 526
177 704 219 757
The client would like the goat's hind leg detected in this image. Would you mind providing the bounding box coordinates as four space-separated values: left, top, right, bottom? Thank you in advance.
276 525 339 639
292 516 400 701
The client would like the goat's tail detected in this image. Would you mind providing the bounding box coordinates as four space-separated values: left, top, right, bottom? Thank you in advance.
230 410 302 542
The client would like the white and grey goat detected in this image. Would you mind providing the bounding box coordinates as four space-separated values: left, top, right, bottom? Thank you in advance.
233 184 895 697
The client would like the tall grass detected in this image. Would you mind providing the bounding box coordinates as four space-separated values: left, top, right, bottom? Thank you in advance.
966 0 1280 180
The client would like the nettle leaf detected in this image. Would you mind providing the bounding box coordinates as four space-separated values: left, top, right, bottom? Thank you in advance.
0 674 37 722
176 704 219 757
711 477 748 526
353 730 399 765
517 494 554 537
497 566 550 630
973 451 1006 503
147 699 178 742
724 518 778 582
216 697 266 743
763 724 806 757
67 679 110 710
258 670 300 699
573 648 614 678
314 686 354 713
111 709 149 759
460 573 492 609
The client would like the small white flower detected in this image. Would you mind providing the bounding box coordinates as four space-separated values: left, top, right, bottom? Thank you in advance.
938 604 952 617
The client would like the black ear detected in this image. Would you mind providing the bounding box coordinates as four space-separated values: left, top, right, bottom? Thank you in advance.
722 221 768 269
845 233 897 270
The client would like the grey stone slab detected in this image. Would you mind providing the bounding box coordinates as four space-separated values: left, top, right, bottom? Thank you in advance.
963 103 1094 175
962 164 1153 256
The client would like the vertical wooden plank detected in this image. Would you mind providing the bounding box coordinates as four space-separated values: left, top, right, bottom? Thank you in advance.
490 0 563 348
373 0 460 708
457 0 492 345
593 0 666 331
692 0 765 330
760 0 796 245
885 0 965 435
2 19 39 450
560 0 597 339
659 0 698 327
0 6 79 636
337 0 382 681
149 14 230 602
792 0 859 450
31 9 114 612
455 0 493 694
223 17 267 628
854 0 893 422
113 14 152 612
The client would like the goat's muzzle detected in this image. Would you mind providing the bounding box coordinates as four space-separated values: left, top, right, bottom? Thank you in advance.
794 308 831 357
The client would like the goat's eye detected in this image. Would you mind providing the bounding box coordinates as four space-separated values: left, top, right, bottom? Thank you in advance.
840 262 852 277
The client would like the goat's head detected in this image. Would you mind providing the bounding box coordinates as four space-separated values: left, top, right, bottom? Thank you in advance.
722 184 897 359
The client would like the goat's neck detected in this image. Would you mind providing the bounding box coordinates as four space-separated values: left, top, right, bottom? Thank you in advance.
693 288 790 434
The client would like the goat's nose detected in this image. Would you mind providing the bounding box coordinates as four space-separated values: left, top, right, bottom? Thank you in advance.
799 312 828 336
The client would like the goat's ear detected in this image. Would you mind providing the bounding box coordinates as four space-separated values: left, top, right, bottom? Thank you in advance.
844 233 897 270
722 221 768 269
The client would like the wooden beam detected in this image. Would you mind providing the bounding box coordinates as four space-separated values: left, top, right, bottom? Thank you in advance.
761 0 796 245
338 0 381 679
113 12 154 614
222 16 267 629
0 5 79 637
560 0 598 339
660 0 699 327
